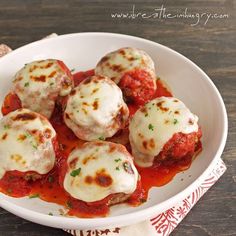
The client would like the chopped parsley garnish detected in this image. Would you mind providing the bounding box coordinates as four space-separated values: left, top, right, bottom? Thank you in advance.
70 68 75 72
145 113 148 117
134 56 140 60
25 132 38 149
32 143 38 149
48 175 54 183
48 212 53 216
70 167 81 177
98 136 105 141
24 82 30 87
25 132 32 138
115 167 120 171
49 82 54 86
115 158 121 162
29 193 40 199
148 124 154 131
4 125 10 130
173 119 178 125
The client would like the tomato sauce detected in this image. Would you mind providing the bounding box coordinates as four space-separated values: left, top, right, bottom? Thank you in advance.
137 144 202 192
0 69 201 218
0 171 32 197
1 92 22 116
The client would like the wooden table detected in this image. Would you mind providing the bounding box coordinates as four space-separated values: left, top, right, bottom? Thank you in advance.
0 1 235 235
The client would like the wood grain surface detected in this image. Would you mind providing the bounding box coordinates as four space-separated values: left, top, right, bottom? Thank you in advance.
0 0 235 235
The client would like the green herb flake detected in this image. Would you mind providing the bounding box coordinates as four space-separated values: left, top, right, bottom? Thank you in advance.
115 158 121 162
145 113 148 117
25 132 32 138
32 143 38 149
173 119 178 125
48 176 54 183
49 82 54 86
148 124 154 131
48 212 53 216
70 68 75 72
98 136 105 141
70 167 81 177
24 82 30 87
29 193 40 199
115 167 120 171
133 56 140 60
4 125 10 130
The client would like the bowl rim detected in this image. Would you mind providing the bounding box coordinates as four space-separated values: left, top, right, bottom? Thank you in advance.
0 32 228 230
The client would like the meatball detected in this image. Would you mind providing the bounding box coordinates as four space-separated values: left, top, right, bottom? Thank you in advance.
119 69 157 105
13 59 74 118
64 75 129 141
129 97 201 167
62 141 139 203
95 47 157 105
0 108 57 180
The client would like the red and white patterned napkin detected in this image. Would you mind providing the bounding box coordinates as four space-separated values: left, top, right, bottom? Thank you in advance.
64 158 226 236
0 36 227 236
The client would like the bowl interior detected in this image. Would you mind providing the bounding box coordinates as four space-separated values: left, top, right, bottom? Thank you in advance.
0 33 227 229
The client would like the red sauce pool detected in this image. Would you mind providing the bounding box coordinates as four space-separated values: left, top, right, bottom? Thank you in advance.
0 69 201 218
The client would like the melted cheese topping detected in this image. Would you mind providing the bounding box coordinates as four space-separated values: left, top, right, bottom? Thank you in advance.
63 141 138 202
129 97 199 167
95 47 156 85
0 108 56 179
64 75 129 141
13 59 73 118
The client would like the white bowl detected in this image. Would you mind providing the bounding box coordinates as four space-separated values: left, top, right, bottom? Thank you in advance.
0 32 228 230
